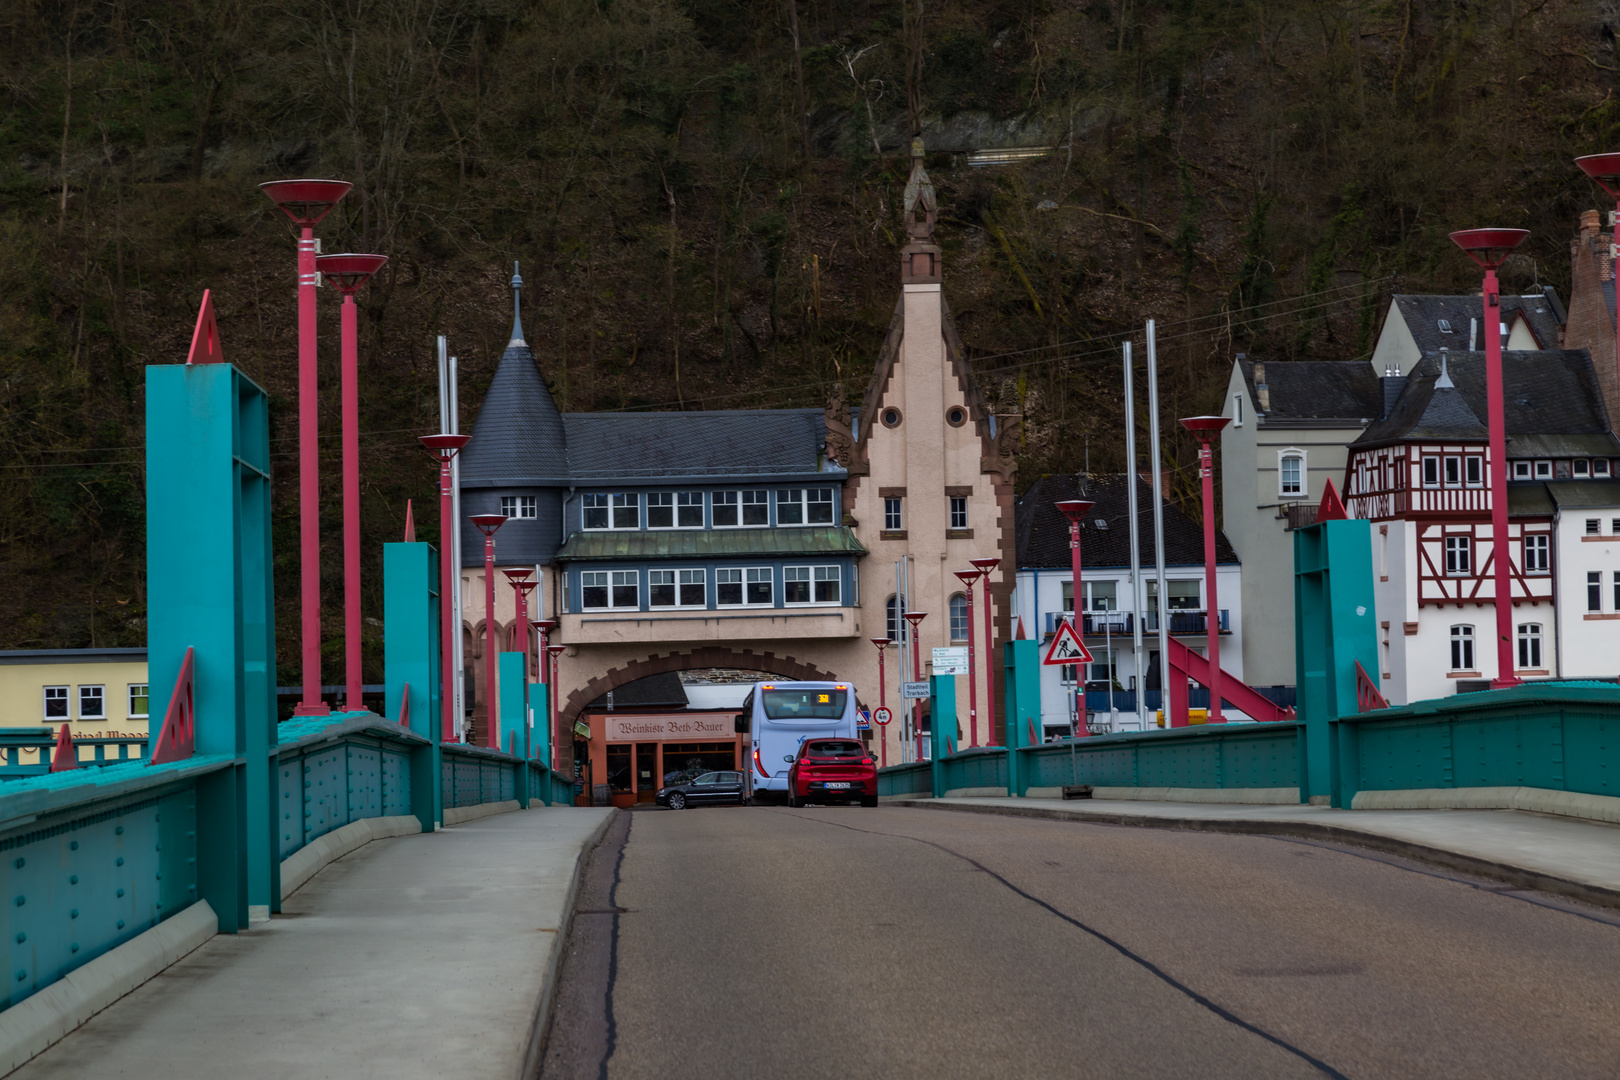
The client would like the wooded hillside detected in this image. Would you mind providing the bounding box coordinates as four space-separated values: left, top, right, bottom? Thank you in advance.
3 0 1617 674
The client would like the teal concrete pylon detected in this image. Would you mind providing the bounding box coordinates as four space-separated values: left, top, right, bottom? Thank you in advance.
1002 640 1042 797
384 540 443 830
1293 481 1378 805
500 653 527 806
146 360 277 930
929 674 957 797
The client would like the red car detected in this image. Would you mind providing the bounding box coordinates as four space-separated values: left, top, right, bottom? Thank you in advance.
788 738 878 807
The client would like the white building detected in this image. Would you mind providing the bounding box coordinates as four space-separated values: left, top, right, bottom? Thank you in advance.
1011 474 1244 736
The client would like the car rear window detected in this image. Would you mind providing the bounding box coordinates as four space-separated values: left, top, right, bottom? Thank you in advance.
805 740 864 757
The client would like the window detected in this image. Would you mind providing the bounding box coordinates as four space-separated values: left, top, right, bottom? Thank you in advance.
1597 460 1612 477
1438 318 1454 334
1279 450 1305 497
501 495 537 519
1464 457 1483 487
1523 534 1549 573
777 489 804 525
886 595 900 641
1575 459 1591 477
1512 461 1532 480
646 492 674 528
611 494 638 529
1590 571 1602 612
1165 580 1201 610
581 570 639 610
1613 571 1620 612
1450 625 1475 671
44 686 68 720
713 491 738 527
1422 456 1440 488
650 569 705 608
949 497 968 530
1535 460 1553 478
884 498 903 531
1084 580 1118 612
881 407 902 428
1612 519 1620 535
79 685 105 720
646 492 703 529
784 565 840 605
1517 624 1542 669
949 593 969 641
1232 394 1244 427
807 488 834 525
583 493 610 530
717 568 772 606
1587 519 1601 536
1444 536 1471 575
741 490 769 526
128 684 150 718
1443 456 1462 488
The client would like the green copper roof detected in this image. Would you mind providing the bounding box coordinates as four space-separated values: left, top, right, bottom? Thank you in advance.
555 526 866 562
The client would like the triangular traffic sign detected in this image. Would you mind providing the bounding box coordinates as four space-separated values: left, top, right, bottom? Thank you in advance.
1043 618 1094 666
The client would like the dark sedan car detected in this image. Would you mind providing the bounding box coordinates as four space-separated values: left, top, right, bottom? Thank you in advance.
656 770 747 810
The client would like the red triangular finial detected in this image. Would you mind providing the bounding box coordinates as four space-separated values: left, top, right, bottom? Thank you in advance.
186 290 225 365
50 723 78 771
1014 615 1027 640
403 499 416 542
1317 478 1347 522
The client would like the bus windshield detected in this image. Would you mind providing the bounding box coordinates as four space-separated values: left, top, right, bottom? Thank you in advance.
762 687 847 721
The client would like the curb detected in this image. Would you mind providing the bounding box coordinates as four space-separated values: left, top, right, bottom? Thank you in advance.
281 815 422 901
444 800 523 826
518 808 619 1080
890 798 1620 912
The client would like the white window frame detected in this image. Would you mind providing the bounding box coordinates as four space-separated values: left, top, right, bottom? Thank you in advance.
1534 460 1553 478
1279 449 1306 497
712 491 740 528
1231 394 1244 428
582 493 610 530
776 489 806 526
500 494 537 519
741 490 769 527
676 491 705 528
610 494 639 530
649 568 706 608
1443 455 1462 489
884 497 903 531
79 684 106 720
1574 459 1591 477
1517 623 1542 669
716 567 773 607
1464 456 1483 488
1512 460 1532 480
1449 624 1475 671
646 491 676 529
948 593 969 641
1523 534 1549 574
1444 535 1471 576
784 564 841 606
44 685 68 721
128 683 150 719
581 570 640 611
949 497 968 530
1422 456 1440 488
1590 571 1603 612
806 487 835 525
1596 459 1612 477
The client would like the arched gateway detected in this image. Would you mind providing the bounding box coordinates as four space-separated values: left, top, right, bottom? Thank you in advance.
559 647 841 732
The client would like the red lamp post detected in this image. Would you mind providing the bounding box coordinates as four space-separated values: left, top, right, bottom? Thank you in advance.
1179 417 1233 722
1576 156 1620 408
969 556 1000 744
869 637 890 767
419 433 470 742
903 611 927 757
315 253 387 713
261 178 352 717
469 514 508 748
955 569 983 746
503 569 536 757
1451 227 1531 689
535 617 558 764
547 644 567 774
1054 499 1094 737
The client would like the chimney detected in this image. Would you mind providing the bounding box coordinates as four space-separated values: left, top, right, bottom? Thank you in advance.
1253 361 1270 413
1581 209 1601 239
1379 370 1407 420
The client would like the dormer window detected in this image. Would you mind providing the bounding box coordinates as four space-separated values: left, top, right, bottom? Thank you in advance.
1535 461 1553 479
1438 319 1454 334
1598 460 1613 477
1512 461 1532 480
1575 459 1591 477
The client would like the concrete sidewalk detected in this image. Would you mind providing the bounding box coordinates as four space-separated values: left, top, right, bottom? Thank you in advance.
8 805 615 1080
893 796 1620 909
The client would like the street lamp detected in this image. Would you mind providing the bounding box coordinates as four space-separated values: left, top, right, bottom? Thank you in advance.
969 556 1000 744
1054 499 1094 737
954 569 983 746
1576 155 1620 404
547 644 567 778
1451 227 1531 689
869 637 890 767
261 178 352 717
535 618 558 765
469 513 508 748
1179 417 1233 722
316 252 387 714
503 569 536 758
903 611 927 758
419 433 470 742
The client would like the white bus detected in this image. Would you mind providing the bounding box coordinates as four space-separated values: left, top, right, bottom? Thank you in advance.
739 681 858 801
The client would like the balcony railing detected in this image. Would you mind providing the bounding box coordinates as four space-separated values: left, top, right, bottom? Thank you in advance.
1044 609 1230 637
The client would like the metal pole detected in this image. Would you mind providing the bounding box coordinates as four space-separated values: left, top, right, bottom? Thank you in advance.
871 639 889 768
438 458 456 741
450 354 465 740
294 225 327 717
484 531 499 748
1069 516 1086 738
1124 341 1147 730
341 291 362 713
959 573 979 746
971 558 1000 745
1147 320 1171 726
1483 265 1518 688
1199 435 1224 721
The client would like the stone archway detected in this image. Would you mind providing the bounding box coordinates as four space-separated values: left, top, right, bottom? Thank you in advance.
558 646 843 731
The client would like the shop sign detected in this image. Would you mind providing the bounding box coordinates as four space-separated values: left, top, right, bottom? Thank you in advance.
603 713 736 742
572 721 592 739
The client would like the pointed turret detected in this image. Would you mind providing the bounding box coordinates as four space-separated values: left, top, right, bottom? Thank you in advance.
508 261 526 347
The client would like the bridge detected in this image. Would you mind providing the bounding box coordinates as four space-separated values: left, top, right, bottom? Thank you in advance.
8 327 1620 1078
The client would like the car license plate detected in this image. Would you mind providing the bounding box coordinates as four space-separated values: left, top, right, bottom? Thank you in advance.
825 782 851 789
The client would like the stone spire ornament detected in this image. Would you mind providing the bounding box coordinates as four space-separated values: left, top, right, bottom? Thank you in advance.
899 137 941 285
508 261 526 347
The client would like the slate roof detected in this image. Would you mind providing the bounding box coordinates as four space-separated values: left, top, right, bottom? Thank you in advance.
1389 292 1564 356
585 671 689 710
1548 480 1620 510
1015 474 1237 570
1354 349 1620 454
1236 360 1381 420
560 409 833 481
459 339 570 487
555 525 866 562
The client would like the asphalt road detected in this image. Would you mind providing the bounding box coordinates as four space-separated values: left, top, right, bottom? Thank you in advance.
538 805 1620 1080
